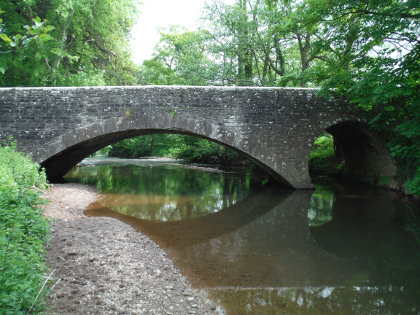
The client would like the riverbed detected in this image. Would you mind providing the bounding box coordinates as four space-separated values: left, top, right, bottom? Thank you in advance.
43 183 221 314
47 158 420 314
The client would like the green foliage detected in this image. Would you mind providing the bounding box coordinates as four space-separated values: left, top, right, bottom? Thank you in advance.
0 143 48 189
203 0 316 86
309 135 335 160
295 0 419 193
109 134 184 158
0 145 50 313
107 134 244 165
1 0 418 193
137 0 418 193
309 134 343 176
137 28 221 85
405 167 420 195
0 0 139 86
174 136 242 164
138 0 317 87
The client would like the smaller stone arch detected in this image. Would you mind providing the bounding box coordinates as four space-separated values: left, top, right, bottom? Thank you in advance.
310 120 397 188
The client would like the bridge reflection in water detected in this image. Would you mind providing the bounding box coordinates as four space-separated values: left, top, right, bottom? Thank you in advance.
67 161 420 315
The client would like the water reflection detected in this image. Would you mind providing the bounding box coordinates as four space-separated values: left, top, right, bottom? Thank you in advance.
65 159 420 315
66 159 251 221
210 285 417 315
308 186 335 227
85 188 289 248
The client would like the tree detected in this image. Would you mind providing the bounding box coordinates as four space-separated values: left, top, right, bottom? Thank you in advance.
202 0 324 86
202 0 419 192
137 28 220 85
293 0 419 193
0 0 139 86
137 0 318 87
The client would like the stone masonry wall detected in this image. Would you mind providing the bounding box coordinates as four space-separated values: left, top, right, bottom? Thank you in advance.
0 86 359 188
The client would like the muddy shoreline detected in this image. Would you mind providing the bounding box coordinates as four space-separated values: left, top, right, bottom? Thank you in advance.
43 183 221 314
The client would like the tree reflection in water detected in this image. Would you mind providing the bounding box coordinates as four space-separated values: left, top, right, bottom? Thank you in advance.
66 161 251 221
65 160 420 315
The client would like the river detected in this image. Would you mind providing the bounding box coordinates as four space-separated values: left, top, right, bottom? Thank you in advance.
64 158 420 315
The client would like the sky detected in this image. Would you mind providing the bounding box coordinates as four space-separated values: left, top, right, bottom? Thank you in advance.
130 0 209 64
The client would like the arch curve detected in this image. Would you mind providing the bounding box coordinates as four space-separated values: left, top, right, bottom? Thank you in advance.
310 120 397 188
1 85 392 190
40 109 293 187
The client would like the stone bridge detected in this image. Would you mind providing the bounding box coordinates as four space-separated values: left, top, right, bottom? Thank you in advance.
0 86 396 188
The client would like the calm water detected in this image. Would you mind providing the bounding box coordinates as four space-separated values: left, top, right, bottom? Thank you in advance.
65 158 420 315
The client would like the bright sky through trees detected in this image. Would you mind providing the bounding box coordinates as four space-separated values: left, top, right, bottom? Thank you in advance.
130 0 234 64
130 0 206 64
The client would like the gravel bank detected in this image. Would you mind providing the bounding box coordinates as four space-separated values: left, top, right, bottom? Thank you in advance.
43 183 221 314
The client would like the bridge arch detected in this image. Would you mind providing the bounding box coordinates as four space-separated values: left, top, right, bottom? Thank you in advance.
0 86 398 189
40 109 292 187
310 119 397 187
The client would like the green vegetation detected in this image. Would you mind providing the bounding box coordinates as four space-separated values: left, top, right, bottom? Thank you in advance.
137 0 419 194
137 28 219 85
108 134 245 165
0 0 139 86
0 144 50 313
0 9 147 310
308 134 343 177
295 0 419 195
1 0 417 312
1 0 418 193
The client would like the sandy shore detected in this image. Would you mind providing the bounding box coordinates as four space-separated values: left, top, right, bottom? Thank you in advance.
43 183 221 314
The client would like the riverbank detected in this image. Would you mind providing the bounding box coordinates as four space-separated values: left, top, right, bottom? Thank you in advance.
43 183 221 314
78 157 238 174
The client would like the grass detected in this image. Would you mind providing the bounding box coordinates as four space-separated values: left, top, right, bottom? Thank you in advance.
0 144 50 314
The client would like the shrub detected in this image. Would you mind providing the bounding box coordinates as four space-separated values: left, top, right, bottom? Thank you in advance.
308 134 344 177
0 145 49 313
107 134 245 165
309 135 335 160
